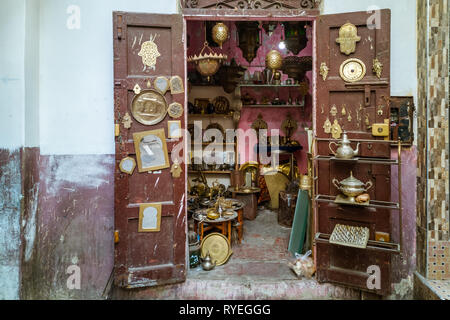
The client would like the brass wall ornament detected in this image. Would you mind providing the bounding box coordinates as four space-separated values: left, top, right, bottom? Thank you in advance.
170 160 183 178
154 77 170 95
138 34 161 71
122 112 132 129
331 120 343 139
170 76 185 95
188 42 227 82
339 58 366 83
330 105 338 117
119 157 136 175
168 102 184 119
212 22 229 49
131 90 168 126
373 58 383 79
335 22 361 55
319 62 329 81
134 84 142 95
341 105 347 116
323 117 332 134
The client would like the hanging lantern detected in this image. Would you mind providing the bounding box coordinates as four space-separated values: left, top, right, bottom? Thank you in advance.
282 22 308 55
212 22 229 49
236 21 262 64
188 42 228 82
266 50 283 73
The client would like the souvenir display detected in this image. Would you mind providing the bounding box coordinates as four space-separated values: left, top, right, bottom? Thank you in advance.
131 90 168 126
320 62 329 81
200 233 233 266
168 120 182 139
332 172 373 203
236 21 261 64
138 203 162 233
329 132 360 159
330 224 370 249
168 102 183 119
138 34 161 71
119 157 136 175
212 96 230 114
373 58 383 79
212 22 229 49
340 58 366 83
133 129 170 172
204 123 225 142
218 59 247 93
331 120 342 139
335 23 361 55
170 76 185 95
154 76 169 95
188 41 227 82
170 160 182 178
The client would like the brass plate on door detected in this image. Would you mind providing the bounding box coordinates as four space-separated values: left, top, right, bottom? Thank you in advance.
339 58 366 83
131 90 168 126
372 120 389 137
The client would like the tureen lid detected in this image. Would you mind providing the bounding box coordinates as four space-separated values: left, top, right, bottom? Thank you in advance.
340 171 364 186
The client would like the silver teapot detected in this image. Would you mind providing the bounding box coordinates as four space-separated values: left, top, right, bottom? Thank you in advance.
333 172 373 203
329 132 360 159
201 252 216 271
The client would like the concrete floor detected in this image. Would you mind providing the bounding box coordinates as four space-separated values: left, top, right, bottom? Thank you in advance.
111 208 361 300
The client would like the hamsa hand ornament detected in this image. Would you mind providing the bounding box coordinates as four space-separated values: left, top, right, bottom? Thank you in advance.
336 23 361 55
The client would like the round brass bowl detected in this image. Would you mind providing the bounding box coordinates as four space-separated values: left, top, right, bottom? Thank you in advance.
207 208 220 220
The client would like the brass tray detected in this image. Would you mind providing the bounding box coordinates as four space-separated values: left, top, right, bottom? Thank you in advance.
131 90 168 126
335 194 370 207
329 224 370 249
201 233 232 266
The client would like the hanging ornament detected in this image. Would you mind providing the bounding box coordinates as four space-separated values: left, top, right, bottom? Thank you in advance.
212 22 229 49
331 120 343 139
341 105 347 116
330 105 338 117
323 117 332 134
266 50 283 74
188 41 227 82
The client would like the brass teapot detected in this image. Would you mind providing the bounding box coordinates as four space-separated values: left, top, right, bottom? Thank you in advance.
329 132 360 159
333 172 373 203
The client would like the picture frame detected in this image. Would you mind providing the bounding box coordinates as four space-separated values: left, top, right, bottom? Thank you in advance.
119 157 136 175
133 129 170 172
170 75 185 95
138 203 162 233
168 120 182 139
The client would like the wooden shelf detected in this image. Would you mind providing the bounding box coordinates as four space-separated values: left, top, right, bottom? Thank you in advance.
188 170 233 174
315 233 400 254
314 195 400 210
243 104 304 108
239 84 301 88
314 155 399 166
188 114 234 119
191 142 236 146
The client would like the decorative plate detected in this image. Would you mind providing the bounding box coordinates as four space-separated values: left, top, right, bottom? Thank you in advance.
339 58 366 83
212 96 230 114
201 233 233 266
168 102 184 119
131 90 168 126
154 76 170 95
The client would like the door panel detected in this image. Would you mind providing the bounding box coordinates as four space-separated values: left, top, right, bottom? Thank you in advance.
315 10 392 295
113 12 187 289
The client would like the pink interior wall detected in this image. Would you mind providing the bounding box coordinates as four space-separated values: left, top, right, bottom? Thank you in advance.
187 21 313 174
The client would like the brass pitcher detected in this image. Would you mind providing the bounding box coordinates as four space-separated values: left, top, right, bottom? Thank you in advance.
329 132 360 159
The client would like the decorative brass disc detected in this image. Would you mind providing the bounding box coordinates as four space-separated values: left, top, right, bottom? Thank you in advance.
168 102 183 119
131 90 168 126
201 233 232 266
339 58 366 83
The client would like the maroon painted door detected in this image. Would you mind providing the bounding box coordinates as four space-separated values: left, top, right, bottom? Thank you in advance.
315 10 393 295
113 12 187 288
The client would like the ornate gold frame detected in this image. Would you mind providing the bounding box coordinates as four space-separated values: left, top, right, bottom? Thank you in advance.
168 120 182 139
133 128 170 172
138 203 162 233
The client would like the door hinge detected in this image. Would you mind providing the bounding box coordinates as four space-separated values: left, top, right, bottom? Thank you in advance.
117 14 123 40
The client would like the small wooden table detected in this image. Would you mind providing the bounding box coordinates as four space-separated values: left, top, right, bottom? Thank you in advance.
193 209 238 243
228 187 261 221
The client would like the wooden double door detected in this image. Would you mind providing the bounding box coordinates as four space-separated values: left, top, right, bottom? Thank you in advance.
113 9 393 294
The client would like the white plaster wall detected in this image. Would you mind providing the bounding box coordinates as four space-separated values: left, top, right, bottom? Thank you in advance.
0 0 26 150
38 0 178 155
323 0 418 102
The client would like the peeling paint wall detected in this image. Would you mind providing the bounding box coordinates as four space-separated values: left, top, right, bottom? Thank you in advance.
0 150 22 300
